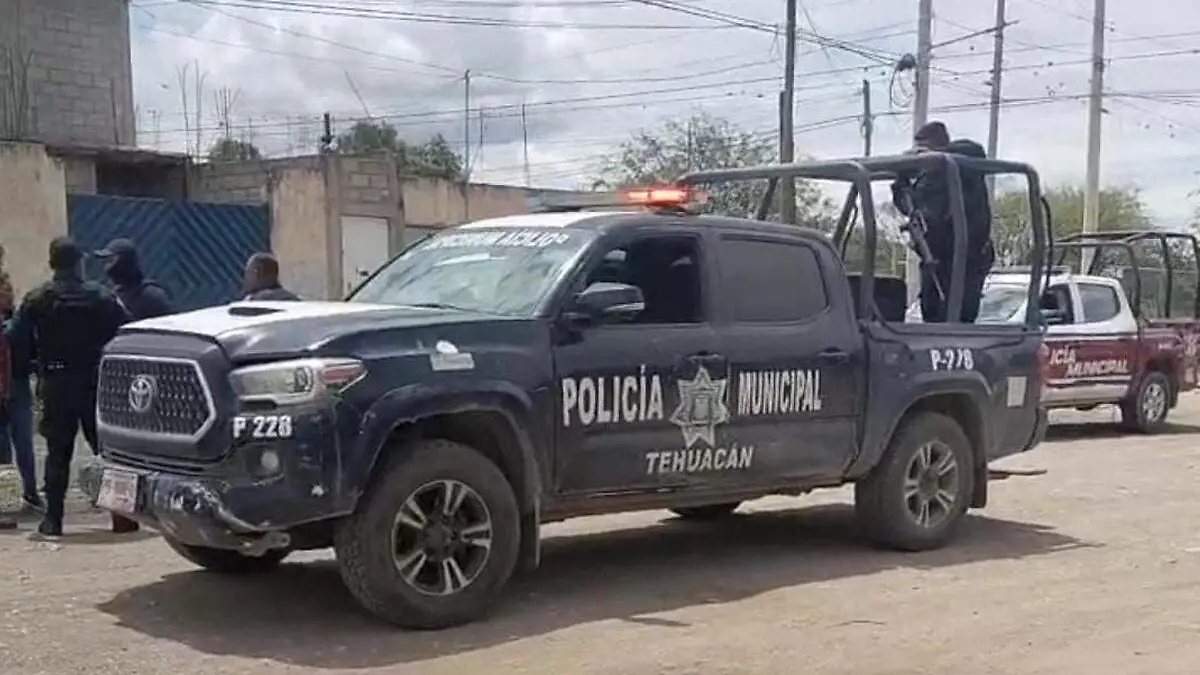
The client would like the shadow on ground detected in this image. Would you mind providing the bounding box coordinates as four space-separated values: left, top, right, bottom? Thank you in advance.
97 504 1095 669
1046 421 1200 442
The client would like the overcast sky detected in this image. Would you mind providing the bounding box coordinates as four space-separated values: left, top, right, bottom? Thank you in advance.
130 0 1200 224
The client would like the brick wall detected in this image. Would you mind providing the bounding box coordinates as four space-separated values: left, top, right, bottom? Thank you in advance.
0 0 135 146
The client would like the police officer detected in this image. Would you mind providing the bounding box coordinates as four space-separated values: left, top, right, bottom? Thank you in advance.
94 238 172 320
9 238 128 537
94 238 171 533
891 121 995 323
242 253 300 301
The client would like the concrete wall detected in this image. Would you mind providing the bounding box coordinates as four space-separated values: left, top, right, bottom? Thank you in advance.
269 164 331 301
188 156 593 299
0 0 135 146
0 142 67 298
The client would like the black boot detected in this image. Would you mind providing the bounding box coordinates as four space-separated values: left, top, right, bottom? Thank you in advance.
111 514 139 533
37 517 62 537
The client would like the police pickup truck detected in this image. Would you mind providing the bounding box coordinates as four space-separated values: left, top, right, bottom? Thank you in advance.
81 154 1051 629
941 230 1200 432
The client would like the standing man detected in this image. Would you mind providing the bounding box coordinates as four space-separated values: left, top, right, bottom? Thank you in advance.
94 238 172 320
94 238 172 533
242 253 300 301
891 121 995 323
9 238 128 537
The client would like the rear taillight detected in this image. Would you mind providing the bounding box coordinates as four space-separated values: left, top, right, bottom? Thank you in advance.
1038 343 1051 384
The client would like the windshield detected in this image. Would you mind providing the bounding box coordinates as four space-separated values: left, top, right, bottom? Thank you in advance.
348 226 596 316
975 284 1028 323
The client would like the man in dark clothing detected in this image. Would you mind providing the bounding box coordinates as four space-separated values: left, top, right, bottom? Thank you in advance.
9 237 129 537
242 253 300 301
94 238 172 533
94 238 172 320
891 121 995 323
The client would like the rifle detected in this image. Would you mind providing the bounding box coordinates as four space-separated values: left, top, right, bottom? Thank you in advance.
896 185 945 301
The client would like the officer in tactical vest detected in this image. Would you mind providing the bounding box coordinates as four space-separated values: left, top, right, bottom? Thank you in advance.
9 238 128 537
891 121 995 323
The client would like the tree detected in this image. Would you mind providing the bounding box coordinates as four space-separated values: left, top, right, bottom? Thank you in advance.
207 137 262 162
995 184 1200 317
991 184 1153 266
594 113 835 225
333 119 465 181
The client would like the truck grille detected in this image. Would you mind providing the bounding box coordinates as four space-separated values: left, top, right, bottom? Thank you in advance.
97 356 215 438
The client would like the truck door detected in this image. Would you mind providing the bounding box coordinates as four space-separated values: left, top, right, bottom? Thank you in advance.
1044 281 1137 405
551 226 723 495
711 232 863 483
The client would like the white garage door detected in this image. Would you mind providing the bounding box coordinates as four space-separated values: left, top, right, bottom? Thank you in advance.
341 216 390 297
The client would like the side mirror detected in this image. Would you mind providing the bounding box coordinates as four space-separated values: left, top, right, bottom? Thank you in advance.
568 282 644 323
1040 308 1067 325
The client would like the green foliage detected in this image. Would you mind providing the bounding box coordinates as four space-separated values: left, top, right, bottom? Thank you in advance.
207 137 263 162
991 184 1153 266
995 184 1200 317
594 113 836 226
334 119 465 181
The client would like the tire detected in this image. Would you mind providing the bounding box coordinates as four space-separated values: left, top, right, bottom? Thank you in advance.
165 538 290 574
1119 371 1172 433
670 502 741 520
854 412 976 552
334 439 520 630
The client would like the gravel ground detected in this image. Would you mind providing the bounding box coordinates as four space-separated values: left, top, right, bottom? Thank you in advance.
1 403 1198 675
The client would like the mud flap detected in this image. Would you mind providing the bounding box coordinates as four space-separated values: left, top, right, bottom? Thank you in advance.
517 507 541 575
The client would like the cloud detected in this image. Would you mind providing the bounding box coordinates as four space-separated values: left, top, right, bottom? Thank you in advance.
130 0 1200 221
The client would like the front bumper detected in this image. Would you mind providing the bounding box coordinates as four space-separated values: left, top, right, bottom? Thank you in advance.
79 408 352 553
79 456 342 553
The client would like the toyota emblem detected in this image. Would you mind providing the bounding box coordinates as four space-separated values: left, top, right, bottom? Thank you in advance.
128 375 157 414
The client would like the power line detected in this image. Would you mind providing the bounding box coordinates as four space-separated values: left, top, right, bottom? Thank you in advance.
176 0 734 29
141 45 1200 136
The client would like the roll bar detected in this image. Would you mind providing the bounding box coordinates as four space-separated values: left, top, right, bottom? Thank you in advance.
677 152 1048 326
1055 230 1200 318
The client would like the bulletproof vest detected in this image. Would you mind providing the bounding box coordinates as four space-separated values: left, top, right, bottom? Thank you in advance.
33 278 117 375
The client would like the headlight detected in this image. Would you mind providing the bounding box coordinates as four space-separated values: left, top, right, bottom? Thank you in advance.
230 358 366 404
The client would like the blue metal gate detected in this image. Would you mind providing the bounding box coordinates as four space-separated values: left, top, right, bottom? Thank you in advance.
68 196 270 312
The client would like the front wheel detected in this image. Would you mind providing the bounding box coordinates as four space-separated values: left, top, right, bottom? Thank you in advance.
1120 371 1172 433
854 412 975 552
334 439 520 630
165 538 290 574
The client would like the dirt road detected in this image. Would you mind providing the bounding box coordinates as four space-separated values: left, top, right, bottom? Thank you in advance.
2 407 1198 675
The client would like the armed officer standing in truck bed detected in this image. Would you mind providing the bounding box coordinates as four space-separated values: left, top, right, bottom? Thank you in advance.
891 121 995 323
9 237 128 537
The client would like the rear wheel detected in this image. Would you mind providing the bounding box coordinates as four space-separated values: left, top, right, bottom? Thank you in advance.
334 439 520 630
165 538 289 574
1120 371 1172 433
670 502 741 520
854 412 975 552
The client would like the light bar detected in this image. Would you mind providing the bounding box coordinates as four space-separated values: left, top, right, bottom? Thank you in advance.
527 186 707 213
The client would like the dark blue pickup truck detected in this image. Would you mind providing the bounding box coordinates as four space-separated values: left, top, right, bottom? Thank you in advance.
81 155 1051 629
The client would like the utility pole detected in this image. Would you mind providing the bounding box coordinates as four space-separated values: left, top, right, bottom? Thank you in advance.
778 0 798 224
907 0 934 302
986 0 1006 192
521 102 530 187
861 79 872 156
1082 0 1107 270
463 70 471 179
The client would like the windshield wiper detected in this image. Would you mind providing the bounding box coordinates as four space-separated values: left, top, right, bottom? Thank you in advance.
405 302 474 312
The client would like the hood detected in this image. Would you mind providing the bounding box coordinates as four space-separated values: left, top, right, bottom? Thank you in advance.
123 300 503 360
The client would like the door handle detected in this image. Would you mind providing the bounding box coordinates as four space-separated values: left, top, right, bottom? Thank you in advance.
816 348 851 365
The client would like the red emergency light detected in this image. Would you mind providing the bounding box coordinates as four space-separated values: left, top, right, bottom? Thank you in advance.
619 186 706 208
529 185 708 214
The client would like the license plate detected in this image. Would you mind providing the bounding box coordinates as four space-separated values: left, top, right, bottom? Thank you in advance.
96 470 139 515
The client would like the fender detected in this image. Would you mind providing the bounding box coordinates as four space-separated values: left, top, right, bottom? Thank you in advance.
847 372 993 479
341 379 546 519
